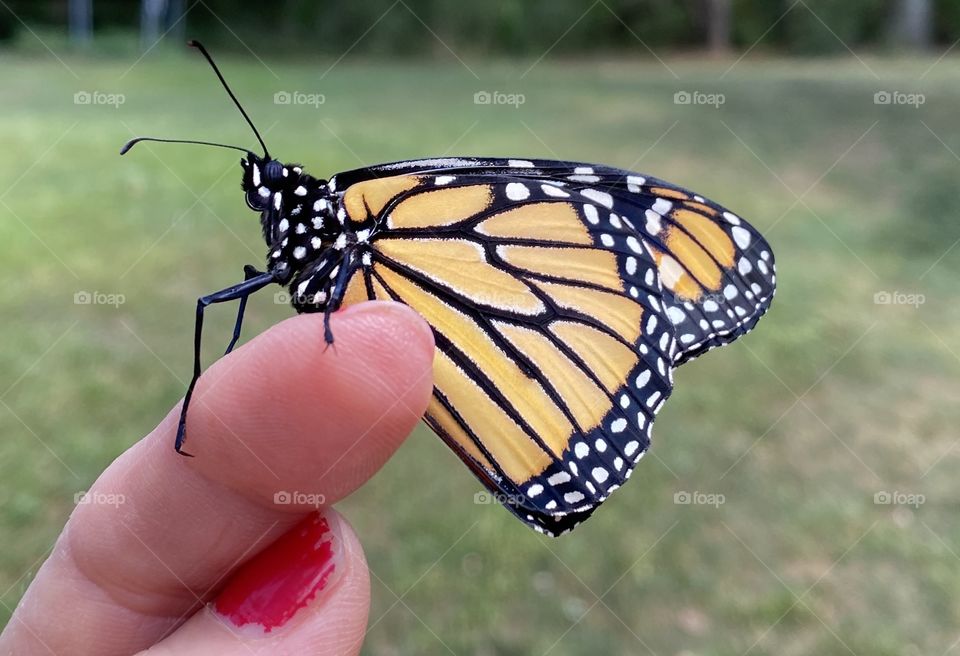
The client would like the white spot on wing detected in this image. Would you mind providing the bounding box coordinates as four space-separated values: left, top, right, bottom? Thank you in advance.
645 210 662 236
659 255 684 289
652 198 672 215
541 184 569 198
581 188 613 209
505 182 530 200
583 204 599 224
667 306 686 324
732 226 751 248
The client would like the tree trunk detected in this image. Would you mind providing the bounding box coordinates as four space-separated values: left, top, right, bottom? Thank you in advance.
68 0 93 47
892 0 933 50
140 0 168 51
706 0 732 55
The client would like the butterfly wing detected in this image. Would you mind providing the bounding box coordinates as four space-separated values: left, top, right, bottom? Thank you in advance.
329 159 775 535
332 157 776 366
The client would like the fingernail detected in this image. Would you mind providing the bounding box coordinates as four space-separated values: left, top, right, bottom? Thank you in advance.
214 512 339 632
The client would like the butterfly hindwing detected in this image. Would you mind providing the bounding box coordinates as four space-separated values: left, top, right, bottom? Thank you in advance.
327 158 775 535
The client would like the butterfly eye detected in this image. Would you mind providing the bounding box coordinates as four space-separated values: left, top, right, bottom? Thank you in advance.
245 188 265 210
264 160 284 183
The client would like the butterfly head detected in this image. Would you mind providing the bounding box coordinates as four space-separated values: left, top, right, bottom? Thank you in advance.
239 153 304 213
119 40 342 287
239 154 338 282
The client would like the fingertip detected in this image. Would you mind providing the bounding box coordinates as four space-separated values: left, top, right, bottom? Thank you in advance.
181 300 435 509
338 301 435 368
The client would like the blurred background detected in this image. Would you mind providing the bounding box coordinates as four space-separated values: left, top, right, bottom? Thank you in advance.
1 1 958 654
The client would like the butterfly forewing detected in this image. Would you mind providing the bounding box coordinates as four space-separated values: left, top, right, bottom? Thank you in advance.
328 158 775 535
333 158 776 365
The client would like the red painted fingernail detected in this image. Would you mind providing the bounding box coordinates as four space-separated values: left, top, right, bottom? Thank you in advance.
214 512 339 632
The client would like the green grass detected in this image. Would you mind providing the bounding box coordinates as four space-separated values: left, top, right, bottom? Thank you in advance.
2 48 959 655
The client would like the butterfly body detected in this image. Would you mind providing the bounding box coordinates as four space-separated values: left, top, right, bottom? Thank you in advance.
122 42 776 536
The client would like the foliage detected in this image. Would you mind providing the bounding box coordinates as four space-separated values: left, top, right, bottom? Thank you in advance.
0 0 956 54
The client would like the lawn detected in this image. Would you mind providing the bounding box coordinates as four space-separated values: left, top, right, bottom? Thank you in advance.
1 47 958 655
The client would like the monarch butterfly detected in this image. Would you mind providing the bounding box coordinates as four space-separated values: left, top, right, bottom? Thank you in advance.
123 42 775 536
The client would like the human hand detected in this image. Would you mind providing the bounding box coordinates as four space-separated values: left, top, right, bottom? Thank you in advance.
0 302 434 655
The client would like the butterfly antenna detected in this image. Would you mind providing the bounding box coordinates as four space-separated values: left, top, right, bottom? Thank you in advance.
188 39 270 159
120 137 253 156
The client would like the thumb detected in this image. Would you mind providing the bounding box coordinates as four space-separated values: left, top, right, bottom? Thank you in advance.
138 510 369 656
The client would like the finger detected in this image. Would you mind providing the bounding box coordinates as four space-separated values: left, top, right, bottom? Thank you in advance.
0 302 433 656
139 511 369 656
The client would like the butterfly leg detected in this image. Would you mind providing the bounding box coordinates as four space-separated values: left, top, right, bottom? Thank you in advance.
176 269 276 455
322 248 356 347
223 265 264 356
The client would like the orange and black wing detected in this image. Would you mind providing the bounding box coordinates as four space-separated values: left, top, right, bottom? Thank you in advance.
329 158 775 535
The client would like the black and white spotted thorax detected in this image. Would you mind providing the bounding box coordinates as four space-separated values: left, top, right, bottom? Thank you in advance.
240 154 373 313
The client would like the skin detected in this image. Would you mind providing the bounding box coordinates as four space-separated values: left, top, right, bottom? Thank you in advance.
0 301 435 655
